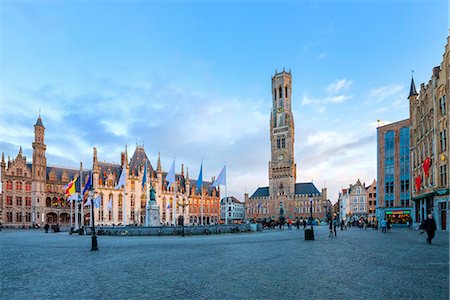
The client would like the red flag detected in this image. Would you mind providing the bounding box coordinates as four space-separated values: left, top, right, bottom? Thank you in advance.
423 157 431 178
415 175 422 191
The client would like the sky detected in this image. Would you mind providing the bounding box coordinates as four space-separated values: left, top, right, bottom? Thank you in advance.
1 0 448 203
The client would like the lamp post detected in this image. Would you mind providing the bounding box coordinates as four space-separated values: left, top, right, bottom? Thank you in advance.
305 195 315 240
89 187 98 251
177 197 189 237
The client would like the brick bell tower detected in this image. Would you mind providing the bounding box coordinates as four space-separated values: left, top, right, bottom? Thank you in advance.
31 114 47 224
269 69 296 198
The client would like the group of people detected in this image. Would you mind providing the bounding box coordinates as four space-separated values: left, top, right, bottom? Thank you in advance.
44 223 60 233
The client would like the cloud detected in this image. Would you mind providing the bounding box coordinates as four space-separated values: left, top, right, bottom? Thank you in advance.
367 84 404 102
327 79 353 94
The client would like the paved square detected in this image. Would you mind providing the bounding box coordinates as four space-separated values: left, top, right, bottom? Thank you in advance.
1 226 448 299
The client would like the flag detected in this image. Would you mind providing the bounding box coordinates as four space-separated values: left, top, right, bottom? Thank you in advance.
82 172 92 194
84 197 92 207
167 203 171 209
165 159 175 188
107 198 113 210
196 162 203 192
64 178 77 196
142 162 147 188
212 165 226 188
93 195 102 208
115 164 127 190
67 193 78 201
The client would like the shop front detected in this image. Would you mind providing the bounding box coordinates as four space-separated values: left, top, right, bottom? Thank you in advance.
384 208 412 226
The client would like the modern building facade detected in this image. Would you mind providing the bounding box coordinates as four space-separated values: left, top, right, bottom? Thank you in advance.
220 196 245 224
409 36 449 230
376 119 412 225
0 116 221 228
245 70 328 221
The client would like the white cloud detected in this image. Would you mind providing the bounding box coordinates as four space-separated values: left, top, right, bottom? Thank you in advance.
368 84 404 102
327 78 353 94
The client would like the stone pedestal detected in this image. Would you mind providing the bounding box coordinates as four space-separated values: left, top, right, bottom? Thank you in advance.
147 204 160 227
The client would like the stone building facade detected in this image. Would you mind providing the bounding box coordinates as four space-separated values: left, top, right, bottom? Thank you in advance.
245 70 328 221
366 179 377 221
376 119 413 225
0 116 221 228
220 196 245 224
409 36 449 230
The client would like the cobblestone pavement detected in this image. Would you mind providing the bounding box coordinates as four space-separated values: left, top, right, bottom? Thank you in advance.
1 226 448 299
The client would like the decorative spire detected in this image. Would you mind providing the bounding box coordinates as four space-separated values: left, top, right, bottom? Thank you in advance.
181 164 184 176
1 152 5 165
409 73 419 98
19 146 23 156
186 166 189 181
157 152 161 171
35 115 44 127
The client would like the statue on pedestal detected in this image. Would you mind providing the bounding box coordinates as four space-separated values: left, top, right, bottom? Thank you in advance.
146 186 161 227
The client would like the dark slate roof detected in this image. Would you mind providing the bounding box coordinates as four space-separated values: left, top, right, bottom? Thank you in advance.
294 182 320 195
45 166 91 192
129 146 154 177
409 77 419 98
35 116 44 127
98 162 122 186
250 187 269 198
249 182 321 199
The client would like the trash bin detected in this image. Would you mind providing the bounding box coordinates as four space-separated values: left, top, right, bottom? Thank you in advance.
305 228 315 240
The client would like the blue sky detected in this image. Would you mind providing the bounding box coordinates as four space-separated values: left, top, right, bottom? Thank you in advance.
1 0 448 202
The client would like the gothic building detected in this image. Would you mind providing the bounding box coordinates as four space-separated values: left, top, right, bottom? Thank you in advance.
0 116 221 227
245 70 328 221
409 36 449 230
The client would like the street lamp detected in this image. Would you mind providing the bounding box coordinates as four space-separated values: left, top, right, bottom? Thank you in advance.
177 197 189 237
305 196 315 240
89 187 98 251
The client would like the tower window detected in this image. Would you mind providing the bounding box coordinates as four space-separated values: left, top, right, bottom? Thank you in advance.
285 86 288 98
279 87 282 99
277 138 281 149
281 138 286 148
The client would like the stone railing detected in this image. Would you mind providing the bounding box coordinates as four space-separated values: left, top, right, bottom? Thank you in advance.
96 224 252 236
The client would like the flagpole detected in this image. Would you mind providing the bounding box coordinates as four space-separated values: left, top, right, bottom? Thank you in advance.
145 161 149 226
75 192 79 230
80 165 84 228
200 160 204 226
123 169 127 227
225 161 228 225
70 196 73 228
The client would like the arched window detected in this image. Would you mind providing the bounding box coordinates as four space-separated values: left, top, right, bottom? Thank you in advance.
279 87 282 99
285 86 288 98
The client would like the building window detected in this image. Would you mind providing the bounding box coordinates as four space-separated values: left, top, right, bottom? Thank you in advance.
6 195 13 205
277 138 281 149
16 182 23 191
440 164 448 187
16 212 22 223
16 196 22 206
25 182 31 191
7 211 13 222
440 96 446 116
25 197 31 206
279 87 282 99
281 138 286 148
440 130 447 152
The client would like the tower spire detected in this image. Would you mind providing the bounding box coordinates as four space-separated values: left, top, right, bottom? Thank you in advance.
409 71 419 98
157 152 161 172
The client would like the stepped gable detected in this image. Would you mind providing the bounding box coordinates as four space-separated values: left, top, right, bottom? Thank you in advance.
44 165 90 192
98 162 122 186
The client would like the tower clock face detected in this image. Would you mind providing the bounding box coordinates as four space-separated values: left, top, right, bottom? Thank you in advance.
278 154 284 161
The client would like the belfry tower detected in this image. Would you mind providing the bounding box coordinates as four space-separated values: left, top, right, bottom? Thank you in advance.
269 70 296 197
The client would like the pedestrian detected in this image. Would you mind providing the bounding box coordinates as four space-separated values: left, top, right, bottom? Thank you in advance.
44 223 49 233
387 219 392 233
380 218 387 233
295 218 300 230
303 219 307 230
328 220 333 237
422 214 437 244
408 218 413 230
333 218 338 236
288 218 293 230
340 220 344 231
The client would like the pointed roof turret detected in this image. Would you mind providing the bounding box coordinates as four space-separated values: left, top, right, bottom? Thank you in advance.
1 152 5 166
35 115 44 127
157 152 161 172
19 146 23 156
409 77 419 98
186 166 189 181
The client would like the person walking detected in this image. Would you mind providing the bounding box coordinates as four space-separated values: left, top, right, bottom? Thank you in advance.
303 219 307 230
387 219 392 233
422 214 437 244
44 223 49 233
333 218 338 236
380 218 387 233
295 218 300 230
328 219 333 237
